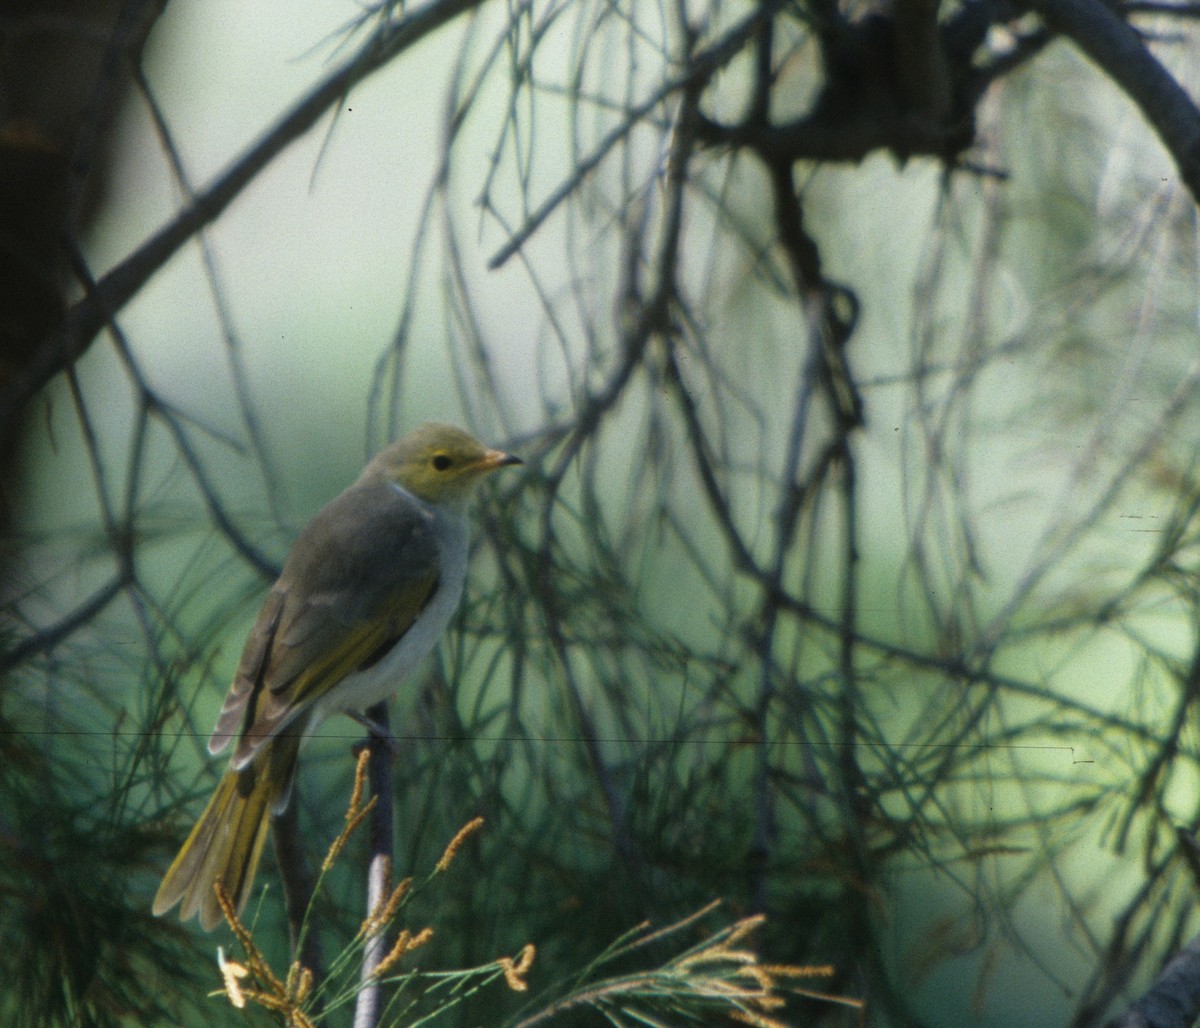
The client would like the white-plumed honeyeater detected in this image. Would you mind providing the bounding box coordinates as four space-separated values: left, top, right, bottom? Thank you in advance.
152 423 521 930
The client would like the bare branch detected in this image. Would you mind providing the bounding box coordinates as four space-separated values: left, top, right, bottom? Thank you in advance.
1024 0 1200 203
1107 931 1200 1027
0 0 490 440
354 704 395 1028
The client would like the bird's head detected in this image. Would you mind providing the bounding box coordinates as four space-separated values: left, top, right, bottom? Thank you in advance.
366 423 521 505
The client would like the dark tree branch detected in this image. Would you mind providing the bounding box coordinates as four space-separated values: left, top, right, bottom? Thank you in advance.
942 0 1023 63
1023 0 1200 204
0 575 127 673
696 10 976 166
1122 1 1200 13
894 0 953 123
486 0 784 271
65 249 280 580
1107 932 1200 1027
690 0 1200 218
0 0 489 443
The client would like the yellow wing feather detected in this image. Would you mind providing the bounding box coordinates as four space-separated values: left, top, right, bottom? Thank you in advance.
152 730 301 931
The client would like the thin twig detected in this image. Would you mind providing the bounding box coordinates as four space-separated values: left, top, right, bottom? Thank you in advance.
354 702 395 1028
1025 0 1200 204
0 0 491 441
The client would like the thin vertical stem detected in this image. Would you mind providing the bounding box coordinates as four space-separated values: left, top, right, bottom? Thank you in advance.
354 703 395 1028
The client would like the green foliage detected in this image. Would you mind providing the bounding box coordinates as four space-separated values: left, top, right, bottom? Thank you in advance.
0 677 205 1026
201 765 843 1027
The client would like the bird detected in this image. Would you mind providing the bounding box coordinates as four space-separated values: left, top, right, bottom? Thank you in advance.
152 423 521 930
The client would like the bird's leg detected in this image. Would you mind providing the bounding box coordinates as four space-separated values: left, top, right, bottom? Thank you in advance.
346 709 400 754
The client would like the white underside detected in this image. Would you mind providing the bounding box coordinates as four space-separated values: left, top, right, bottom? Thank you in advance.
309 488 469 733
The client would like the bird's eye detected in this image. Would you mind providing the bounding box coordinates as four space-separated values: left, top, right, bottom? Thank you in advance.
432 454 453 471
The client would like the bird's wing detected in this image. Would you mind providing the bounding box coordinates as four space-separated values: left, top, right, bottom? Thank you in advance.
208 480 441 768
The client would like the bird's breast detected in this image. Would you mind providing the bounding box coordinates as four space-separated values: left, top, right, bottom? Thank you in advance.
314 508 470 721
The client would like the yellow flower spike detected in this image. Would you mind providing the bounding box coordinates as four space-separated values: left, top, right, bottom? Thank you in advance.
285 961 313 1004
346 748 371 819
677 945 756 973
321 794 378 873
214 882 283 994
734 963 775 992
725 914 767 948
729 1011 790 1028
436 816 485 871
500 943 536 991
217 947 249 1009
361 874 411 938
371 925 434 980
761 962 835 979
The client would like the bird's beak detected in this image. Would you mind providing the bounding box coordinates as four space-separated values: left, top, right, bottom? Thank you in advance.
479 448 523 471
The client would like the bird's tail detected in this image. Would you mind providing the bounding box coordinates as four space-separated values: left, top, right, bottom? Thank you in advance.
153 734 299 931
